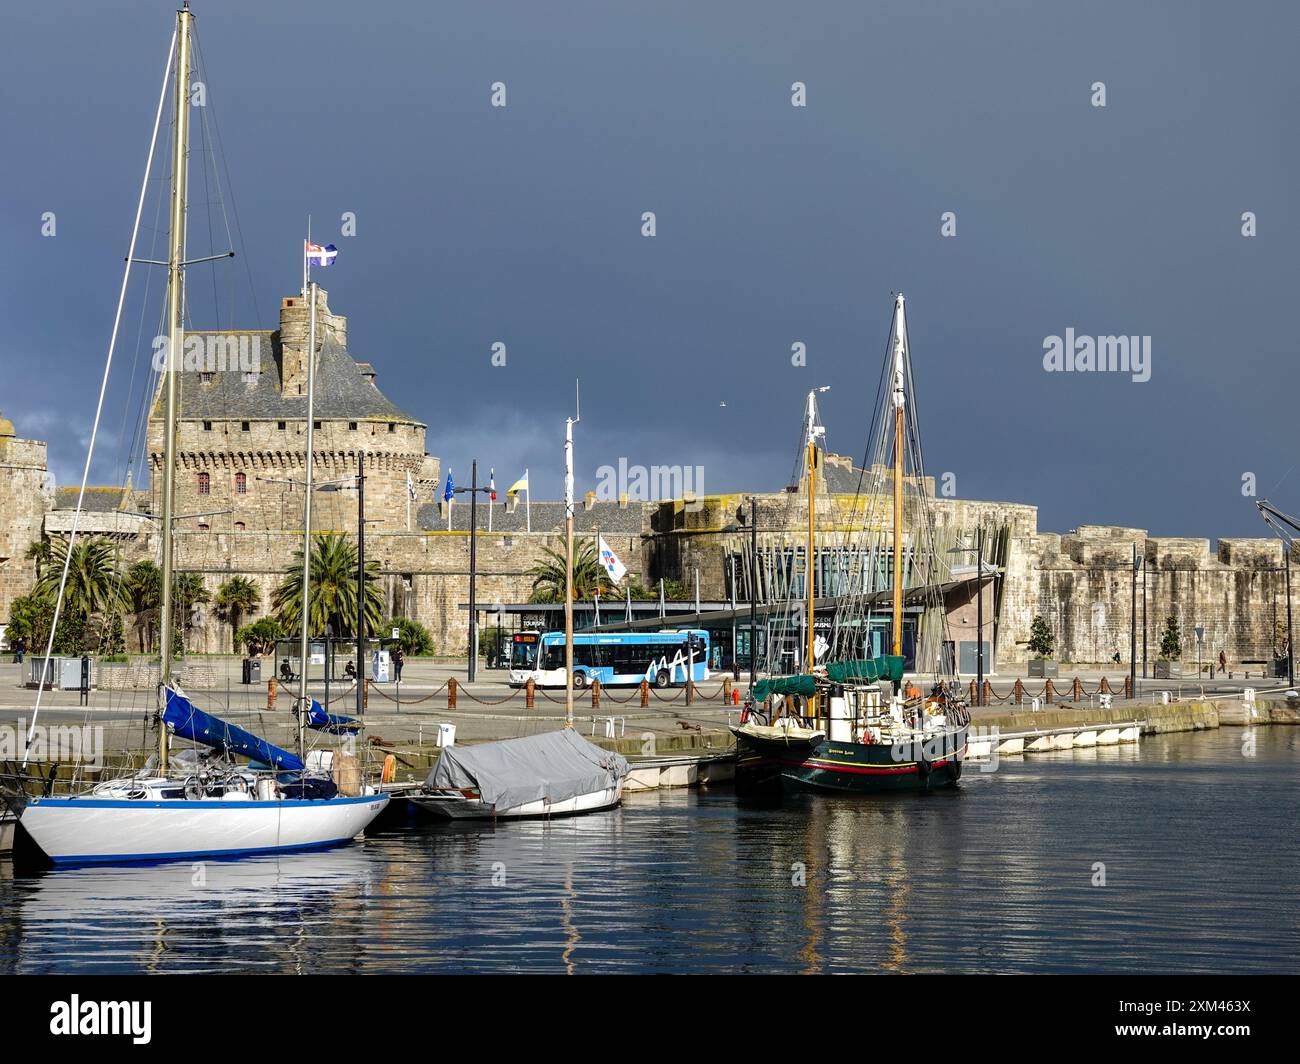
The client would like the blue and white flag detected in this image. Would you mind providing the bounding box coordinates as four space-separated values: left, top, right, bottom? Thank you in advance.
305 240 338 267
443 471 454 503
598 536 627 584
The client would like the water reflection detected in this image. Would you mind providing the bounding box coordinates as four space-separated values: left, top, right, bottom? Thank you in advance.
0 730 1295 974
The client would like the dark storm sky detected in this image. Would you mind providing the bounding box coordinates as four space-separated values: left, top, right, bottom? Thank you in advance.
2 0 1296 537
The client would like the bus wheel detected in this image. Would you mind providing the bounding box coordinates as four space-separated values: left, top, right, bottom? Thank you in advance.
572 671 588 690
654 669 671 689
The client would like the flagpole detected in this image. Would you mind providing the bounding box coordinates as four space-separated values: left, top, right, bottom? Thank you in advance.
564 421 575 729
488 469 494 533
304 215 311 295
525 468 531 533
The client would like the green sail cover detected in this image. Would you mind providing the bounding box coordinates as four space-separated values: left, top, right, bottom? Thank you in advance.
752 674 819 702
752 656 904 702
826 657 905 684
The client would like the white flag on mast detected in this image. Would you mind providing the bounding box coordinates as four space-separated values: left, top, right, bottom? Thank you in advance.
598 537 627 584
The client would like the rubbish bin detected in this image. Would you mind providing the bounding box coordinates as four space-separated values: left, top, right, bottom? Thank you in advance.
241 658 262 684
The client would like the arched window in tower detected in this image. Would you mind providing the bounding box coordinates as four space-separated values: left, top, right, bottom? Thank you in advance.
235 472 247 494
198 472 210 496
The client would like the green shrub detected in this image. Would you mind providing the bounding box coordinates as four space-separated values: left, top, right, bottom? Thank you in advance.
388 617 434 656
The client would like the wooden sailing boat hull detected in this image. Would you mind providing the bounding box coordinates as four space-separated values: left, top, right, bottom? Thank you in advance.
16 793 388 867
732 726 968 796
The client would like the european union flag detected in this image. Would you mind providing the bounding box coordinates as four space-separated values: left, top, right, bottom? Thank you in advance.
443 471 454 502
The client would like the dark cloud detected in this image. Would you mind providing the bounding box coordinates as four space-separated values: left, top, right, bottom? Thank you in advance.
2 0 1293 535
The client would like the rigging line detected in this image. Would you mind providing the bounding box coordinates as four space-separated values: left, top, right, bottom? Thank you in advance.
192 30 262 328
24 26 177 766
197 56 221 330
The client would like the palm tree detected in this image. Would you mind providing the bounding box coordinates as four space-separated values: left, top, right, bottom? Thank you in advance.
125 559 162 652
527 540 612 603
215 576 260 653
273 534 384 638
25 539 52 579
34 538 127 623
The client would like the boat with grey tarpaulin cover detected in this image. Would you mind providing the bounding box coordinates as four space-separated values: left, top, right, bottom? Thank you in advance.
410 730 629 820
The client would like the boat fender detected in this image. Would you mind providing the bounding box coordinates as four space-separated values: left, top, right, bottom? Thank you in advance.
915 751 931 777
381 754 397 784
949 756 962 781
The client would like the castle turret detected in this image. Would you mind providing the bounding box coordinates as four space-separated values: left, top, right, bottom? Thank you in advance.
277 287 348 397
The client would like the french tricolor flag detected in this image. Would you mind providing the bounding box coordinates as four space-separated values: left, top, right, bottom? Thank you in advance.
305 240 338 267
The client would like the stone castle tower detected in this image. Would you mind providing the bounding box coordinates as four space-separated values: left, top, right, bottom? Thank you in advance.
0 414 53 627
146 288 438 534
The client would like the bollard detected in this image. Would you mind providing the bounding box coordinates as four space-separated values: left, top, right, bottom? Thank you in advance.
448 677 457 709
640 679 649 707
1044 679 1055 704
1123 676 1132 699
1099 676 1111 694
525 677 535 709
363 677 369 710
722 677 732 704
267 677 278 710
982 680 991 705
1013 678 1024 705
1071 677 1082 700
591 678 601 709
732 687 740 705
686 678 694 706
968 680 977 703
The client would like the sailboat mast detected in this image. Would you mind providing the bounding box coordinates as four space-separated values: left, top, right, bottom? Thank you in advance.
805 393 817 718
158 2 194 771
804 387 827 719
891 295 907 660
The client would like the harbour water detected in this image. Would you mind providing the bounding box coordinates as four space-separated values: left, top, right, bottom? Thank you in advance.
1 728 1296 974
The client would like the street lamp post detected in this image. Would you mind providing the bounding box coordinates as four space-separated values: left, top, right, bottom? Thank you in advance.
1287 542 1295 687
455 459 495 683
1130 542 1138 698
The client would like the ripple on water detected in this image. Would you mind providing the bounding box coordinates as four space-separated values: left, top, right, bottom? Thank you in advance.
0 729 1296 973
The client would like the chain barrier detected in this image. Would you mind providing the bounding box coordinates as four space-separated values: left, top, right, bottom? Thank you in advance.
368 681 448 706
970 675 1128 706
648 685 685 703
457 687 520 706
599 686 644 704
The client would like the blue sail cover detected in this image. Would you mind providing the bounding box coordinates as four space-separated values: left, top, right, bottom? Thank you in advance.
163 687 304 770
305 698 361 734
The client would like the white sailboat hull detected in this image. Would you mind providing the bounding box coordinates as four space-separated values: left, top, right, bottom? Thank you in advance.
18 794 388 866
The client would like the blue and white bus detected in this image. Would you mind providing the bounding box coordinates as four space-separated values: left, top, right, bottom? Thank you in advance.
508 630 710 689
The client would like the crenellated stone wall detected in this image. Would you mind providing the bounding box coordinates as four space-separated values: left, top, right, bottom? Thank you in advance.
0 435 52 625
1000 525 1292 667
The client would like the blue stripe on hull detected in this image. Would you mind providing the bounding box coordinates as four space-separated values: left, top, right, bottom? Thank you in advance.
47 836 355 867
